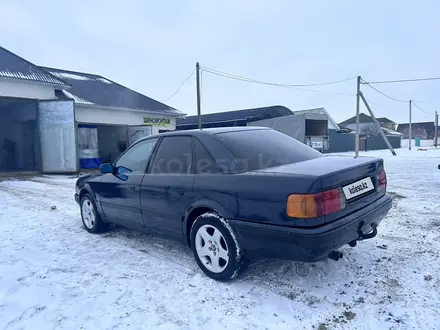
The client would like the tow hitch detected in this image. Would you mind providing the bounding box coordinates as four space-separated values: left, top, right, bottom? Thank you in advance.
329 222 379 261
357 222 378 241
348 222 378 248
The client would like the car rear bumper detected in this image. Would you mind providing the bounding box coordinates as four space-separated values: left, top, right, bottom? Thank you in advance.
229 193 392 262
74 193 80 204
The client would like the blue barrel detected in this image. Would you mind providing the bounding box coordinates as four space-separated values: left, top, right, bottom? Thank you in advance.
415 137 421 147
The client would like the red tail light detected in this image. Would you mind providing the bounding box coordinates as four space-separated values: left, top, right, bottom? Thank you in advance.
321 188 346 215
377 169 387 192
287 188 346 218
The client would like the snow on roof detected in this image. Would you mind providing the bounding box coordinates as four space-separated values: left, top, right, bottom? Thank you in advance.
345 123 403 136
50 71 90 81
0 68 67 85
43 66 181 115
0 46 69 87
50 71 112 84
96 77 112 84
61 90 94 105
382 127 404 136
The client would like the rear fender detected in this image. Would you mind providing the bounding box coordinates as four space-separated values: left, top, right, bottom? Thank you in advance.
183 199 233 236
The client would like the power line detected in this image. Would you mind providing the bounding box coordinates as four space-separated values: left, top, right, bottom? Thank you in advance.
165 69 195 102
411 101 435 115
202 67 355 96
202 66 356 87
361 80 407 103
410 100 438 106
365 98 385 109
363 77 440 84
362 78 440 111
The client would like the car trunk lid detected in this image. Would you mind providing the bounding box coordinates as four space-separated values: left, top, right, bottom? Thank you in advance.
255 155 385 225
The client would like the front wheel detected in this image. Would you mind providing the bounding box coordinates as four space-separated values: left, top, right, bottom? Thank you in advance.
190 212 248 281
80 194 109 234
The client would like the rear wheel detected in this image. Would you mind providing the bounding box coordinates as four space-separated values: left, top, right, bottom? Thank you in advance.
80 194 108 234
190 212 248 281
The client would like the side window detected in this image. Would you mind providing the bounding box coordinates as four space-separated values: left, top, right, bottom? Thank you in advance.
194 138 221 174
115 138 158 172
150 136 192 174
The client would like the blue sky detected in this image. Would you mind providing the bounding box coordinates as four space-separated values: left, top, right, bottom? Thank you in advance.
1 0 439 123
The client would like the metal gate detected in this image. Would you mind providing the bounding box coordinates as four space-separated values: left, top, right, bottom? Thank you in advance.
38 100 77 173
127 125 153 146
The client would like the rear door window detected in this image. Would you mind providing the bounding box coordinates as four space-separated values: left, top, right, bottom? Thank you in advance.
215 129 321 171
193 138 222 174
150 136 193 174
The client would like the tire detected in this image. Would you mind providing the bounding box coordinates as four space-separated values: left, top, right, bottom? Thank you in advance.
80 193 109 234
190 212 248 281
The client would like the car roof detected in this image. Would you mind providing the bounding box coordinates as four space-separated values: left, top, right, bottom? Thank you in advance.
139 126 270 141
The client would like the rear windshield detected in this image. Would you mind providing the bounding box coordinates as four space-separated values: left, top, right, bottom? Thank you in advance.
215 129 322 172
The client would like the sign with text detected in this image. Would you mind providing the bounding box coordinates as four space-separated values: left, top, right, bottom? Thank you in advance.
144 117 171 127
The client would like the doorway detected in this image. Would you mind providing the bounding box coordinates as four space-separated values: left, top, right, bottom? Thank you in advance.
0 98 39 172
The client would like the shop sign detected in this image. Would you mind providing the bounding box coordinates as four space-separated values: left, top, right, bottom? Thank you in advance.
143 117 171 127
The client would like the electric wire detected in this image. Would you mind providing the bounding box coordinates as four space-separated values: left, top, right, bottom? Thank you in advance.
165 69 195 102
363 77 440 84
202 67 355 96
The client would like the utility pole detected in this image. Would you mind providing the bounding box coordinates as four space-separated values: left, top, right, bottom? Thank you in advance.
409 100 412 150
355 76 361 158
359 92 396 156
435 111 439 148
196 62 202 129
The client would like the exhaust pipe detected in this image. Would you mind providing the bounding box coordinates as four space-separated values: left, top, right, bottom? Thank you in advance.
328 250 343 261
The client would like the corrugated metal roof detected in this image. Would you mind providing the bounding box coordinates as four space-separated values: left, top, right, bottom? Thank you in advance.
397 121 435 129
176 105 293 128
397 121 438 139
41 66 181 115
0 46 68 86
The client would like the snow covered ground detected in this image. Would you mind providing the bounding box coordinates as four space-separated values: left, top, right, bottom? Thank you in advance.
0 147 439 330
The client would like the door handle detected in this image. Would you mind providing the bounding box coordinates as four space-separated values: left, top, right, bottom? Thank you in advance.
128 185 137 191
176 188 185 195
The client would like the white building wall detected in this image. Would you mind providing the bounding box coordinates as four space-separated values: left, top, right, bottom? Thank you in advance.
0 79 55 99
401 138 435 148
75 105 176 135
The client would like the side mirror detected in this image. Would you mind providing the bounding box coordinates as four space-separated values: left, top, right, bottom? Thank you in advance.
116 166 132 174
100 163 114 174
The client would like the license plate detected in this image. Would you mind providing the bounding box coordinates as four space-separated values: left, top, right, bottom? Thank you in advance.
311 141 324 148
342 177 374 200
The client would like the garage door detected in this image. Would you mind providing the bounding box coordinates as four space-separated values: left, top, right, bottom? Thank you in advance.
38 100 77 173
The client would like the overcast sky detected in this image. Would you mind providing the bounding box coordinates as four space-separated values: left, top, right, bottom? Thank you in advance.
1 0 439 124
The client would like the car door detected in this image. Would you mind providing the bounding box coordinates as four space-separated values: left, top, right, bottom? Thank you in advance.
99 138 159 230
140 135 194 239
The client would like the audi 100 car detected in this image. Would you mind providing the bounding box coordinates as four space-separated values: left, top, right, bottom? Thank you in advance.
75 127 392 281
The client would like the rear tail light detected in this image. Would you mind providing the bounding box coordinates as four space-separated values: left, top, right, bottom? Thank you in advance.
287 188 346 219
377 169 387 192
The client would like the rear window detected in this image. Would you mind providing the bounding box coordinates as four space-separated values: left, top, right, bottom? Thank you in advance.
215 129 321 171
